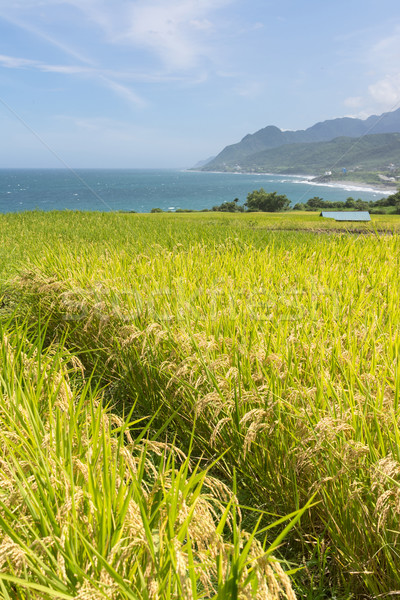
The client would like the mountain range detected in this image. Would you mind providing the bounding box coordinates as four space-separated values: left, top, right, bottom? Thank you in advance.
199 108 400 175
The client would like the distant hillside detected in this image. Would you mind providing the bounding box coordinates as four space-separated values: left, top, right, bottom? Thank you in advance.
233 133 400 175
191 156 216 169
200 108 400 172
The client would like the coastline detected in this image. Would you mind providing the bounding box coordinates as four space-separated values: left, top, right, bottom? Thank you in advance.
190 169 394 196
303 177 394 196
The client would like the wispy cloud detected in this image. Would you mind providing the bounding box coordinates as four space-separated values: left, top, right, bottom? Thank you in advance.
0 51 187 81
0 53 147 107
0 54 38 69
0 12 96 66
0 0 237 102
370 27 400 72
2 0 233 72
98 76 147 107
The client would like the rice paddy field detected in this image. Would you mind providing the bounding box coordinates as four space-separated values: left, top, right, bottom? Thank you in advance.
1 210 400 599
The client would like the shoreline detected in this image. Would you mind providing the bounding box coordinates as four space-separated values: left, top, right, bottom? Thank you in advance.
190 169 394 196
303 177 393 195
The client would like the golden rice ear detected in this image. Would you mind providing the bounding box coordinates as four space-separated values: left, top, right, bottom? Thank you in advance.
5 210 400 596
0 326 297 600
0 536 28 577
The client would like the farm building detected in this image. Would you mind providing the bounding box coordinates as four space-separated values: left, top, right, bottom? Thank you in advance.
320 211 371 222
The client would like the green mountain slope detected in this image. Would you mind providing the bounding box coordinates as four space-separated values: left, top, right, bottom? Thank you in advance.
200 108 400 172
203 133 400 175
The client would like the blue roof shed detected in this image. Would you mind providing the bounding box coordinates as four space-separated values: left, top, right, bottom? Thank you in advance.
320 211 371 222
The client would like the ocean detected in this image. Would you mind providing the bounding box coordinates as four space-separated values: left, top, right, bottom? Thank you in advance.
0 168 391 214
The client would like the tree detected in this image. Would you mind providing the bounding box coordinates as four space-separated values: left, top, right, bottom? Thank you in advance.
306 196 324 209
212 198 244 212
384 189 400 207
245 188 290 212
354 199 369 211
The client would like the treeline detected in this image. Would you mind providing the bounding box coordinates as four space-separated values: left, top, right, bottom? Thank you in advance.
149 188 400 214
209 188 400 213
293 190 400 213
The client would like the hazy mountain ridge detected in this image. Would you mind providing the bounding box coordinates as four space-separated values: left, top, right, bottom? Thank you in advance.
200 108 400 172
191 156 216 169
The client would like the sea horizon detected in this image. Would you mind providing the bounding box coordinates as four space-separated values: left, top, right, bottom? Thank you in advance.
0 168 392 214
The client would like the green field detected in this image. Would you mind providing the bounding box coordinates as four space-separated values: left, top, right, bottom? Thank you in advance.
1 210 400 599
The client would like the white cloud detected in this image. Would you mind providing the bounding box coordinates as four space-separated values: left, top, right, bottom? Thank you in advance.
0 50 186 82
0 53 146 107
365 28 400 110
343 81 400 118
40 64 92 75
117 0 226 70
343 26 400 116
0 12 96 65
0 54 38 68
47 0 233 71
370 28 400 73
0 0 235 75
368 75 400 111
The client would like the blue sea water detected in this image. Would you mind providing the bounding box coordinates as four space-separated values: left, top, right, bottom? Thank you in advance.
0 168 391 214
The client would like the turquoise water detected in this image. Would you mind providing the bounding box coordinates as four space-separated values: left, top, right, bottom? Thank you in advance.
0 168 390 213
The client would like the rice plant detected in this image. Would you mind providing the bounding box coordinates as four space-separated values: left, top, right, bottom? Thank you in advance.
1 210 400 597
0 318 299 599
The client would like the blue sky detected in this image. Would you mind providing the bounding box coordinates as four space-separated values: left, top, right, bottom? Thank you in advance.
1 0 400 168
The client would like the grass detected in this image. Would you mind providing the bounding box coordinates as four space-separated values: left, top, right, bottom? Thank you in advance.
1 210 400 597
